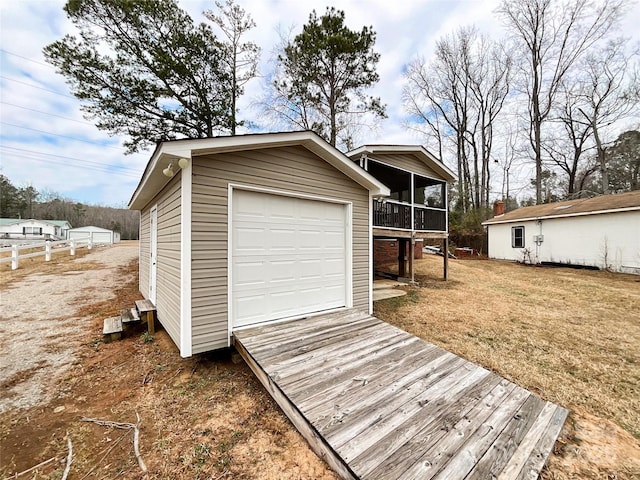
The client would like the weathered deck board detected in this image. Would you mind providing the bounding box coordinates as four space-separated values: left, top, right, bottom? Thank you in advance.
233 309 568 480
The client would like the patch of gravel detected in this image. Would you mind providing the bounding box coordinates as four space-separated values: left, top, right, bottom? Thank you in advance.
0 244 139 413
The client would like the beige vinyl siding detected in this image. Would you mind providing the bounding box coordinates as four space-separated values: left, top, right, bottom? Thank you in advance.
156 174 182 348
139 210 150 297
371 153 444 180
191 145 370 354
139 174 182 349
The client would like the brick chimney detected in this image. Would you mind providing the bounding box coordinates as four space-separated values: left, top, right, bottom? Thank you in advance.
493 200 505 217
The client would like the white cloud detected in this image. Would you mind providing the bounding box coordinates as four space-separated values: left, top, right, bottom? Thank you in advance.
1 0 638 206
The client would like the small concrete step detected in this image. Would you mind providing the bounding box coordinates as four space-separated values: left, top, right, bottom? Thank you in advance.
373 289 407 302
373 279 403 290
121 307 140 324
103 316 123 342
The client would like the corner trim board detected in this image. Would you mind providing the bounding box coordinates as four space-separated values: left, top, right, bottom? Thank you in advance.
180 164 193 357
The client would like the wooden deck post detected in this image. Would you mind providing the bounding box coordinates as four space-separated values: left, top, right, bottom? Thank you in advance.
147 310 155 334
443 236 449 281
398 239 406 278
409 234 415 284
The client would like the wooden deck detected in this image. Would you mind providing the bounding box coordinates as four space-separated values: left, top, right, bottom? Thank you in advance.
233 309 568 480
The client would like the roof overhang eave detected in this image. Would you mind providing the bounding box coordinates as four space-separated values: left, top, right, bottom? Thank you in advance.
347 144 457 183
482 205 640 225
128 132 391 210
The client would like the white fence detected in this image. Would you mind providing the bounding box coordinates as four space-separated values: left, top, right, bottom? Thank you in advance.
0 237 93 270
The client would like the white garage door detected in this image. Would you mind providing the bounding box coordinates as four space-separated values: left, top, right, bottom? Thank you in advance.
69 231 112 243
231 189 348 328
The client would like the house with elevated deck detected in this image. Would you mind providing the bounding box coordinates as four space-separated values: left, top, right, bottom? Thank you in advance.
347 145 456 281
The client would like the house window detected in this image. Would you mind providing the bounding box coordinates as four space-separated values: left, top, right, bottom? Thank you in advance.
22 227 42 235
511 226 525 248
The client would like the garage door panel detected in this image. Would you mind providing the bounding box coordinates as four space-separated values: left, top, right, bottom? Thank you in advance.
324 259 346 276
234 261 268 287
235 227 265 251
270 261 298 282
235 296 268 323
232 190 348 328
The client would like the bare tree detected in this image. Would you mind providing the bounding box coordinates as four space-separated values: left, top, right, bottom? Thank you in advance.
577 38 639 193
544 81 594 197
498 0 627 203
404 27 511 212
205 0 260 135
496 124 525 206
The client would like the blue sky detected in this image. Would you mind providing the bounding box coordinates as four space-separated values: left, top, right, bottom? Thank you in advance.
0 0 638 207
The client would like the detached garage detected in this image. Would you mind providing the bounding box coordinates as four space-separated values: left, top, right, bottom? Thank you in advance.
128 131 389 357
68 225 120 244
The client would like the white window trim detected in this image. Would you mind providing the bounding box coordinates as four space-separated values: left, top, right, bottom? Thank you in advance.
511 225 525 248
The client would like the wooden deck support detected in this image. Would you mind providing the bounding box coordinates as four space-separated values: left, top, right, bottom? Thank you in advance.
234 310 568 480
443 236 449 281
409 234 415 284
398 239 407 278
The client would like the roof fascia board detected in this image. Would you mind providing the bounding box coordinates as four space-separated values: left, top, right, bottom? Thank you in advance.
188 132 389 195
348 144 457 182
129 132 390 210
482 206 640 225
129 143 193 210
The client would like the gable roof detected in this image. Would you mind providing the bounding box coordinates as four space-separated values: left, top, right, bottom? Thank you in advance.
483 191 640 225
48 220 72 228
0 218 71 227
346 144 457 183
68 225 113 232
129 131 391 210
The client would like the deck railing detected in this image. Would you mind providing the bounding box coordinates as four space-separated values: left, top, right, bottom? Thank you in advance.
373 201 447 232
373 201 412 229
414 205 447 231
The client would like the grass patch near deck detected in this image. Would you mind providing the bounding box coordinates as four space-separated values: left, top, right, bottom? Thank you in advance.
375 255 640 479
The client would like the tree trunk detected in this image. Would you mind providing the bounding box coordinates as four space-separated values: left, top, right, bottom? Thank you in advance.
231 43 237 135
533 109 543 204
593 123 608 194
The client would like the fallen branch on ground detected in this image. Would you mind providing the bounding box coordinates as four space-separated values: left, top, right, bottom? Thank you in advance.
61 436 72 480
12 456 58 478
81 413 147 473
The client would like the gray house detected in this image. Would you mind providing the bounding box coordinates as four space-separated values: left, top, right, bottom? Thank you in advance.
129 131 390 357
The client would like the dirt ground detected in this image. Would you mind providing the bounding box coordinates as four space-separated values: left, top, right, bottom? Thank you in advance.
0 242 336 479
1 247 639 479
